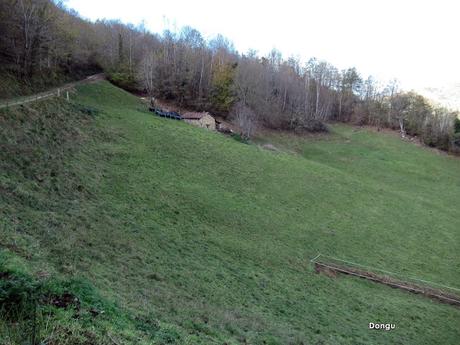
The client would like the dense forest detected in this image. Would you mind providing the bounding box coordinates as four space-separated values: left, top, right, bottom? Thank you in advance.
1 0 459 150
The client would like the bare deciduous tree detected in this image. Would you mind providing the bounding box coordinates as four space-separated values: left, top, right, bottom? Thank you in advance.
0 1 457 151
232 101 256 139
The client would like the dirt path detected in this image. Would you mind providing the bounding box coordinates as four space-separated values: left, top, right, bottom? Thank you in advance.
0 73 104 109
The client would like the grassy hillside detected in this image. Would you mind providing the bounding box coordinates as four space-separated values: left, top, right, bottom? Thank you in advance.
1 81 459 344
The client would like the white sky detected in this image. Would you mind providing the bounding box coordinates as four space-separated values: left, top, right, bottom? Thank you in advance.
65 0 460 91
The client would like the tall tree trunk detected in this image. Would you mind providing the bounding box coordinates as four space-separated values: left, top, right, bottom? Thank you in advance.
282 87 287 112
399 117 406 138
338 92 342 119
315 84 320 119
198 54 204 100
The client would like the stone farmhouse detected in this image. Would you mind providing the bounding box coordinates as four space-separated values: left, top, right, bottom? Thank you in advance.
181 112 216 130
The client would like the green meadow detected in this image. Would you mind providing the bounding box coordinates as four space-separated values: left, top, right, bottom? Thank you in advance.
1 81 459 344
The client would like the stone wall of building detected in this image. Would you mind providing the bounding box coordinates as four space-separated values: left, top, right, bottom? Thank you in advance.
184 114 216 130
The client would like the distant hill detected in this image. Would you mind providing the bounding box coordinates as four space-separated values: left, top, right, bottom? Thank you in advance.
418 83 460 112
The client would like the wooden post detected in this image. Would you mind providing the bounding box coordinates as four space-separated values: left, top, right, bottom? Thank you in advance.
57 88 60 97
66 91 69 101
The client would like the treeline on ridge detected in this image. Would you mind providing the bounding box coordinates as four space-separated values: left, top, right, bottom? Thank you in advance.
1 0 459 150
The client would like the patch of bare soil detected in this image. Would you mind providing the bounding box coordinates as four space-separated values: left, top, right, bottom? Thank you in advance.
214 116 239 133
261 143 279 151
46 292 80 310
0 271 11 279
314 262 460 307
314 264 337 278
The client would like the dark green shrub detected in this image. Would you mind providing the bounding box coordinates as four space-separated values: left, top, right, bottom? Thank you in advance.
107 69 138 93
454 117 460 133
451 132 460 153
0 259 123 345
0 266 44 345
292 119 329 133
231 132 250 144
0 270 39 319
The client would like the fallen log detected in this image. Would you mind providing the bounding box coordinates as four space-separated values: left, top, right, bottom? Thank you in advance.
314 261 460 307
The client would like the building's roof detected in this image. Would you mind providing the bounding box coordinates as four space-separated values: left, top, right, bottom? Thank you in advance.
181 111 211 120
150 107 182 120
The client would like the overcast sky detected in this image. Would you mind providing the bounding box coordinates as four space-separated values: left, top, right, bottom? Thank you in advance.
65 0 459 90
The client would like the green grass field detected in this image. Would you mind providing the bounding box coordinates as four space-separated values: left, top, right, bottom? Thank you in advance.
1 81 459 344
